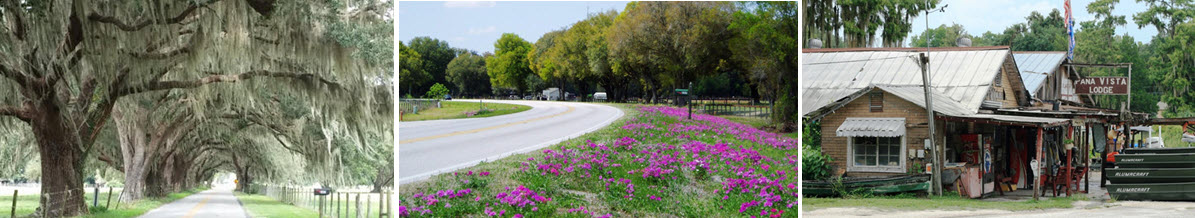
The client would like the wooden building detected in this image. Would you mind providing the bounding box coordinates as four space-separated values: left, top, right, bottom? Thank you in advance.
803 46 1094 198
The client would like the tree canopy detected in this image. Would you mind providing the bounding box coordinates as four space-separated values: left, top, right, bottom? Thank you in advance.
486 33 534 93
0 0 392 216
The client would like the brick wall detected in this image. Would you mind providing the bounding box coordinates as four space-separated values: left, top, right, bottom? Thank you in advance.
820 89 942 178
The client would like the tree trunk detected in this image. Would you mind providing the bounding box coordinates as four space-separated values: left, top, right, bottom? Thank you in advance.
29 104 88 217
115 108 150 201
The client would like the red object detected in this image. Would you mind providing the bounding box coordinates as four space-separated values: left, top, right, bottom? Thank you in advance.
961 134 981 165
1107 151 1119 163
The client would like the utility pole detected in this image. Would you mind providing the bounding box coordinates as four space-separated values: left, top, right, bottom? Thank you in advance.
921 0 949 196
688 82 693 120
920 53 942 196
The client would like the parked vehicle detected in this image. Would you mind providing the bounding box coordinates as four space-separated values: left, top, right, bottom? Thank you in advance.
523 95 534 100
594 92 608 101
508 95 520 100
443 94 452 100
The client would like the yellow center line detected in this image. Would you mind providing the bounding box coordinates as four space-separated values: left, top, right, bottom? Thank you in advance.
399 105 577 144
181 195 212 218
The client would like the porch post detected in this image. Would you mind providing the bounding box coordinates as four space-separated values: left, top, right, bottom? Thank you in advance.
1034 127 1044 200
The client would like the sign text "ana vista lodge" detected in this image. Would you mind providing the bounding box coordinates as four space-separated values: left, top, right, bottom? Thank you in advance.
1074 76 1129 95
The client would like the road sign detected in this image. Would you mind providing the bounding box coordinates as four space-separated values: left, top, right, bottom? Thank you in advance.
1074 76 1129 95
675 89 689 96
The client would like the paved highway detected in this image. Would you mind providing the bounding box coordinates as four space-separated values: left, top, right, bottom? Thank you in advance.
398 100 623 184
137 186 247 218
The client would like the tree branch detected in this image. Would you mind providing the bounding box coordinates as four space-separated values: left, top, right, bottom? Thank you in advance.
2 1 26 40
0 64 31 88
0 105 31 123
128 45 192 60
86 0 221 31
116 70 342 97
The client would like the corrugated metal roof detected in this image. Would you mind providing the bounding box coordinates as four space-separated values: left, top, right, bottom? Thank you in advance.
876 85 974 116
951 114 1071 126
1012 52 1066 97
802 48 1010 116
836 117 906 137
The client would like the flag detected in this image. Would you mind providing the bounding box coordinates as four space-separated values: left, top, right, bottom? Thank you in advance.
1065 0 1075 60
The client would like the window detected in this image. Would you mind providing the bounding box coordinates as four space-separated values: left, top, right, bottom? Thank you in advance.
848 136 905 172
994 70 1004 87
869 92 883 112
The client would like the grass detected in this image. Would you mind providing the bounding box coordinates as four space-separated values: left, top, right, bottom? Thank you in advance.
804 194 1083 212
0 187 208 218
234 193 320 218
273 192 390 218
400 100 531 121
399 104 798 217
718 115 798 138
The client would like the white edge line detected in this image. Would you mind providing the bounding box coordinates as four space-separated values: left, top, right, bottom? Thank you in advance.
398 104 625 184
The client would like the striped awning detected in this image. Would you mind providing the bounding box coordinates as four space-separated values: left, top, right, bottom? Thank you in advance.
836 117 906 137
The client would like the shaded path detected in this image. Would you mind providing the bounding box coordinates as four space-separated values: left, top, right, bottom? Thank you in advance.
138 186 248 218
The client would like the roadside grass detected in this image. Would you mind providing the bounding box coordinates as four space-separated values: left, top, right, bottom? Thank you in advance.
0 186 208 218
234 193 320 218
399 104 798 217
400 101 531 121
79 187 209 218
277 192 389 218
718 115 798 138
804 194 1084 212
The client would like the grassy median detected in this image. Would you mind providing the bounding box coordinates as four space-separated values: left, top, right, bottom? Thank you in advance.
401 101 531 121
399 104 798 217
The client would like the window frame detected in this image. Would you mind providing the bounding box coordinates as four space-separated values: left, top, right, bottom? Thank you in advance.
846 136 907 173
869 92 883 112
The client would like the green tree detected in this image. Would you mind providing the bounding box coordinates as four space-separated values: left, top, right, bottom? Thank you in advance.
486 33 534 94
425 83 450 99
400 41 430 96
447 52 492 97
729 1 799 125
408 37 459 93
608 1 734 103
909 23 972 47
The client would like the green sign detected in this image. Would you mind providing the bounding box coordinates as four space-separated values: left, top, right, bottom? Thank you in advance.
675 89 689 95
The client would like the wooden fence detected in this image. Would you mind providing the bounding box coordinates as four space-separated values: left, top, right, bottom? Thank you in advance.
257 185 392 218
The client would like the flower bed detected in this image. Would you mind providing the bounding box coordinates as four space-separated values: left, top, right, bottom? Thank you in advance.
399 105 798 217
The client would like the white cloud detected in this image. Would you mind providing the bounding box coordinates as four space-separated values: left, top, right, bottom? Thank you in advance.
468 26 497 35
444 1 496 8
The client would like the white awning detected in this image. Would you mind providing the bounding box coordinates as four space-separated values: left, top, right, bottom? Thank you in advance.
836 118 906 137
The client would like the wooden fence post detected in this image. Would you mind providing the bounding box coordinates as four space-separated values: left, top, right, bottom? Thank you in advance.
355 194 362 218
10 190 17 218
105 187 114 209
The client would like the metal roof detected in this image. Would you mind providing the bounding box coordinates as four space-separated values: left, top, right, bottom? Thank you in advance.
875 85 974 116
836 117 906 137
951 114 1071 126
802 48 1011 116
1012 52 1067 97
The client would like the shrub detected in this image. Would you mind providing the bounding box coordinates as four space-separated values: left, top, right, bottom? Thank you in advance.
425 83 450 99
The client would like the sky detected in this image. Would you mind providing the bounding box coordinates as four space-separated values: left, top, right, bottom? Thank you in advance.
398 1 631 54
909 0 1159 45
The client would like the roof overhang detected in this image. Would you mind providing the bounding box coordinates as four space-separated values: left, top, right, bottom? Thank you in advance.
937 114 1071 128
836 118 907 137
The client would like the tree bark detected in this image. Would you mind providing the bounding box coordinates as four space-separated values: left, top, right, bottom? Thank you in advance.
28 100 88 217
